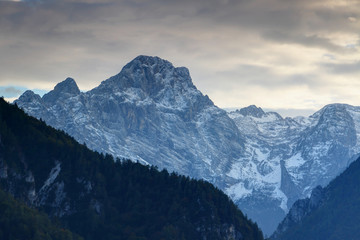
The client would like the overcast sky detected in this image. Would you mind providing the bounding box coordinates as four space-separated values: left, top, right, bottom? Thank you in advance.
0 0 359 117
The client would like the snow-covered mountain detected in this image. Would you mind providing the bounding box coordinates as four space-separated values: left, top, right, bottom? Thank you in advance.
15 55 244 186
15 55 360 235
226 104 360 234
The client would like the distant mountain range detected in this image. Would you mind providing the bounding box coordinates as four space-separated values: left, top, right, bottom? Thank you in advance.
15 55 360 235
0 98 263 240
226 103 360 234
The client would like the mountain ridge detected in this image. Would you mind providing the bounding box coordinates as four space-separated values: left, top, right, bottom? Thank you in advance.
227 102 360 234
15 55 245 182
15 55 360 235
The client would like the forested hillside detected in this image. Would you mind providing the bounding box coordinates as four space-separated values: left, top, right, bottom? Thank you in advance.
0 187 82 240
272 156 360 240
0 98 263 240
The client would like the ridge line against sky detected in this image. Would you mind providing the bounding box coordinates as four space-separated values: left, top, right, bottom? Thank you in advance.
0 0 359 117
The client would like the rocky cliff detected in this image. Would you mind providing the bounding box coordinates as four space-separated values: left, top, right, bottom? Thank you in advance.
15 55 360 235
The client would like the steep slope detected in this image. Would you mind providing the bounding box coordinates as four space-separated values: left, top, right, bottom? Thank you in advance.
0 98 264 240
0 187 82 240
15 56 360 235
227 104 360 235
16 55 244 186
271 156 360 240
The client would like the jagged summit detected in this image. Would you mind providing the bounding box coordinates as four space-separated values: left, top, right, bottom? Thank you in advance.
309 103 355 123
54 77 80 94
94 55 193 96
233 105 284 120
129 55 190 75
17 90 41 102
129 55 174 68
42 77 80 103
238 105 266 118
324 103 352 109
313 103 350 115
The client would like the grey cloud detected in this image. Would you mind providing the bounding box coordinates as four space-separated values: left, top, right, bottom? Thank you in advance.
0 86 24 97
214 64 321 89
0 0 359 109
1 0 358 50
323 61 360 75
262 31 349 53
205 1 359 52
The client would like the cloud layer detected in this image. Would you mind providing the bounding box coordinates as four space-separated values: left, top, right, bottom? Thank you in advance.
0 0 359 115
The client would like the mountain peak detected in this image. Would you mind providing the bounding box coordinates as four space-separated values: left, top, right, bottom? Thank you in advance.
238 105 265 118
119 55 175 75
16 90 41 103
322 103 350 112
314 103 353 124
123 55 178 75
42 77 80 102
95 56 193 96
130 55 191 79
311 103 350 118
133 55 172 66
54 77 80 95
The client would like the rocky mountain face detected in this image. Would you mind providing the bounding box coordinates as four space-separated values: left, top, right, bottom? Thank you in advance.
271 156 360 240
16 56 244 187
225 104 360 234
15 55 360 235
